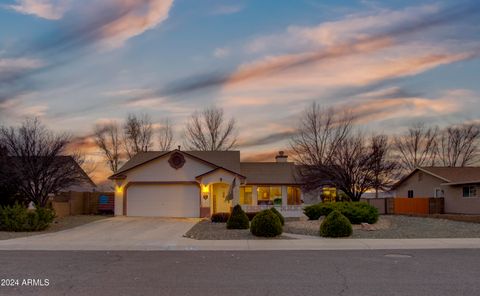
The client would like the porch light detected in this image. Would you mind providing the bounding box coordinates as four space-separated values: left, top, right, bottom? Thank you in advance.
115 185 124 194
202 184 209 193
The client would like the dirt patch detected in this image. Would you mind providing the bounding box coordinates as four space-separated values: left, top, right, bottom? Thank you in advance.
0 215 110 241
184 220 293 240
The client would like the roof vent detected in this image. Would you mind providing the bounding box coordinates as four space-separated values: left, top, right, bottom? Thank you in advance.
275 151 288 162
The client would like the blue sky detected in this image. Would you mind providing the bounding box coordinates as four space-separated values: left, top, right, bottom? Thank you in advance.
0 0 479 181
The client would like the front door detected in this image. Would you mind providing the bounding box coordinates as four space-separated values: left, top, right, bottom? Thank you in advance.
212 183 231 213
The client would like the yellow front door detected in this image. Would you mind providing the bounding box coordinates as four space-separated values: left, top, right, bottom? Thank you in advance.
212 183 231 213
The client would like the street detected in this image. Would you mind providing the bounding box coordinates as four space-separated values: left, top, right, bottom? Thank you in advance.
0 249 479 296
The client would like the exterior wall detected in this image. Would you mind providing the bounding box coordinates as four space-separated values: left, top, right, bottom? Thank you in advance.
394 171 444 198
114 154 215 216
443 185 480 214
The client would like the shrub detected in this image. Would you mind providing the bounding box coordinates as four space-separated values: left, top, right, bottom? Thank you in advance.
211 212 230 223
250 209 282 237
270 207 285 225
320 210 352 238
226 205 250 229
0 204 55 232
303 202 378 224
273 198 282 205
246 212 258 221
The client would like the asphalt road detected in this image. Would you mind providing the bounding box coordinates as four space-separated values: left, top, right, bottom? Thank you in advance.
0 250 479 296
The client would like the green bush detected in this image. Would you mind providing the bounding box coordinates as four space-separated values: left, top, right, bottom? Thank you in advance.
250 209 282 237
320 210 352 237
211 212 230 223
303 202 378 224
226 205 249 229
270 207 285 226
0 204 55 232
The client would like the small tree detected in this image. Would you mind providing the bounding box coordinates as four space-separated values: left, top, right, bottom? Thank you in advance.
184 106 237 151
94 121 123 173
0 118 85 207
393 123 438 172
438 123 480 167
123 113 153 159
158 118 174 151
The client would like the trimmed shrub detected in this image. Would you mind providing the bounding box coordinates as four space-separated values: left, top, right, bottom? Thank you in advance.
0 204 55 232
211 212 230 223
320 210 352 238
250 209 282 237
303 202 378 224
270 207 285 226
226 205 250 229
246 212 258 221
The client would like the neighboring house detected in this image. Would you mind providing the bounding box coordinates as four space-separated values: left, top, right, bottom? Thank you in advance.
392 167 480 214
109 149 304 217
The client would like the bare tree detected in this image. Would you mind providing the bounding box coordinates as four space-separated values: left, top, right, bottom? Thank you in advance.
158 118 174 151
290 102 353 192
123 113 153 158
184 106 237 151
438 123 480 167
369 135 398 198
393 123 438 172
94 121 122 173
0 118 85 207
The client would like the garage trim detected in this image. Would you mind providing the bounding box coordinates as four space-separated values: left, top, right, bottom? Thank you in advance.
122 181 200 216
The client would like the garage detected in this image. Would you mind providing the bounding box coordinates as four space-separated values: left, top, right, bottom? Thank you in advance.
126 184 200 217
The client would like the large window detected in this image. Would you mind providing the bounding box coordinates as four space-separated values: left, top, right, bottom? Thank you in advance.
463 186 477 198
257 186 282 205
287 187 301 205
240 186 253 205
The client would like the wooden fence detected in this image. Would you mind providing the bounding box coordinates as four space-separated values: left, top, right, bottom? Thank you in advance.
52 192 114 217
394 197 444 215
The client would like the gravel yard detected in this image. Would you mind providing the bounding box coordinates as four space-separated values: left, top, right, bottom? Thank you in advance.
284 215 480 238
0 215 109 241
184 220 293 240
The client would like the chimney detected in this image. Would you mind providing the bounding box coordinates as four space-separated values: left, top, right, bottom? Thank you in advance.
275 151 288 163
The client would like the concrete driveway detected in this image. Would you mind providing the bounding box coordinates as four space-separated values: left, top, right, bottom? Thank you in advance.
0 217 199 251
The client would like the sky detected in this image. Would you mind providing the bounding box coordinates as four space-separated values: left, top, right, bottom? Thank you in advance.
0 0 479 184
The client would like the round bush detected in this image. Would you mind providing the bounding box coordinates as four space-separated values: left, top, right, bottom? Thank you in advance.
226 205 249 229
270 207 285 225
320 210 352 238
250 209 282 237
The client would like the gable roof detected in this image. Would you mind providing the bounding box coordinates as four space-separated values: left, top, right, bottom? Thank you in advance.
109 150 241 179
393 166 480 188
240 162 301 185
421 167 480 185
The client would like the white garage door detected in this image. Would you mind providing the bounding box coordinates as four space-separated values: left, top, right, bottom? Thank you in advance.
126 184 200 217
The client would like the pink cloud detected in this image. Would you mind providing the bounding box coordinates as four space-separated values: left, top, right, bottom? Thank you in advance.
6 0 69 20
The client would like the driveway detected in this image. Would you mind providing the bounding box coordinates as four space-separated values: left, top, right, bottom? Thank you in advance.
0 217 199 251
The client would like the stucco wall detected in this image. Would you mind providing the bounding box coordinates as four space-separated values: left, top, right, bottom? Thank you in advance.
394 171 444 198
443 185 480 214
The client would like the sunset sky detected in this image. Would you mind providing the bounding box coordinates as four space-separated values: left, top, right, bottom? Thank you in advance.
1 0 479 184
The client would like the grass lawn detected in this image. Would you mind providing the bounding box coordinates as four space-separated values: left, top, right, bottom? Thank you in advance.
0 215 110 241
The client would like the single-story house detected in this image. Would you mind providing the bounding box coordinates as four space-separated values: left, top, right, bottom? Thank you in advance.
109 149 305 217
392 167 480 214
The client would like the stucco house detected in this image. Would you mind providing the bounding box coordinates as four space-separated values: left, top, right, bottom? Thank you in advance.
392 167 480 214
109 149 305 217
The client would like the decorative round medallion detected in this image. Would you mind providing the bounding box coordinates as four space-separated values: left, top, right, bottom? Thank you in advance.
168 152 185 169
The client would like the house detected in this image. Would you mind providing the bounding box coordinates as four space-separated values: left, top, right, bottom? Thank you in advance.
392 167 480 214
109 149 305 217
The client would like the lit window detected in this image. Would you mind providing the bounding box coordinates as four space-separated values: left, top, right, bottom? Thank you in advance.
240 186 253 205
257 186 282 205
287 187 301 205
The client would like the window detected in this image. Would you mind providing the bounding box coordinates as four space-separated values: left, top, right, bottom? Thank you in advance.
240 186 253 205
257 186 282 205
434 188 444 198
407 190 414 198
463 186 477 198
287 187 301 205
